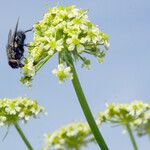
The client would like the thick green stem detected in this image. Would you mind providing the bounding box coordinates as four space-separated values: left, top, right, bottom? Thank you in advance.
66 55 109 150
14 123 34 150
126 124 138 150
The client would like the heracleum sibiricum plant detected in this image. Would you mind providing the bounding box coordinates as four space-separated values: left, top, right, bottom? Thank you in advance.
42 122 95 150
0 97 44 150
98 101 150 150
20 5 109 150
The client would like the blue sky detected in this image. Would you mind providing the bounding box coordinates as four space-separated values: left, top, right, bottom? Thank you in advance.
0 0 150 150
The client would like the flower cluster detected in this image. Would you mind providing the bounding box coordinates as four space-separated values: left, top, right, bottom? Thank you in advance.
20 5 109 86
0 97 44 126
42 122 94 150
98 101 150 136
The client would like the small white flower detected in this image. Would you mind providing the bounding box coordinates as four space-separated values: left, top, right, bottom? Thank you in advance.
76 44 85 53
45 38 64 52
52 64 73 83
80 37 87 44
19 112 25 118
68 44 75 51
9 109 16 115
31 108 36 113
66 36 85 53
80 24 88 30
55 39 64 52
25 116 30 121
68 8 79 18
0 116 6 122
15 106 21 112
67 129 78 136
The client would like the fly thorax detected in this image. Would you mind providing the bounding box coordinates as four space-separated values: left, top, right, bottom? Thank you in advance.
15 31 26 45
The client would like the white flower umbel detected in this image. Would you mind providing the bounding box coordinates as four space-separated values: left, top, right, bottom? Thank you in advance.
52 64 73 83
98 101 150 136
20 5 109 87
0 97 44 126
42 122 94 150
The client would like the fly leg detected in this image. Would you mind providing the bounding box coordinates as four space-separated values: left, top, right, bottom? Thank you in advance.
24 27 33 33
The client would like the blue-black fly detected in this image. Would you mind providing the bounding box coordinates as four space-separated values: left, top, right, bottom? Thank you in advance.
6 19 33 68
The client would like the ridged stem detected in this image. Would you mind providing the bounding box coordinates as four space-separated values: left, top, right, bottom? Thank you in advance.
66 54 109 150
126 124 138 150
14 123 34 150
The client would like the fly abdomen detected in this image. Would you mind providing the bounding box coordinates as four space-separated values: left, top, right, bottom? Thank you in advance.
8 59 24 68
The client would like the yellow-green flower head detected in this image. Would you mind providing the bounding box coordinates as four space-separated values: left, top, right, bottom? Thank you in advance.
0 97 44 126
20 5 109 87
98 101 150 136
42 122 94 150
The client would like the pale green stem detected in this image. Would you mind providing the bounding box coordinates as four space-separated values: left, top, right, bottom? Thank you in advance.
35 54 54 72
66 53 109 150
126 124 138 150
14 122 34 150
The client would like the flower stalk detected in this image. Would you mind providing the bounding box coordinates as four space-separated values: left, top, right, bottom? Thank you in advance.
66 53 109 150
126 124 138 150
14 122 34 150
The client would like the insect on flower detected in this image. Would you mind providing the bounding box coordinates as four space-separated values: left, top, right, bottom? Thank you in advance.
6 18 33 69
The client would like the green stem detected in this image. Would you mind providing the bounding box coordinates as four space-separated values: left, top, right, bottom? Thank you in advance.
66 54 109 150
126 124 138 150
35 54 54 73
14 122 34 150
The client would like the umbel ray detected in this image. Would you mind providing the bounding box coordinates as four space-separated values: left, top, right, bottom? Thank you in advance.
6 18 33 69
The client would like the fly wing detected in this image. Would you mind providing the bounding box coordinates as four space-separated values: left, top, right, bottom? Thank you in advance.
7 29 12 45
13 18 19 44
6 29 13 59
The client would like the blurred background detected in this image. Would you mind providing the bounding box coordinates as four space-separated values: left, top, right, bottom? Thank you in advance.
0 0 150 149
